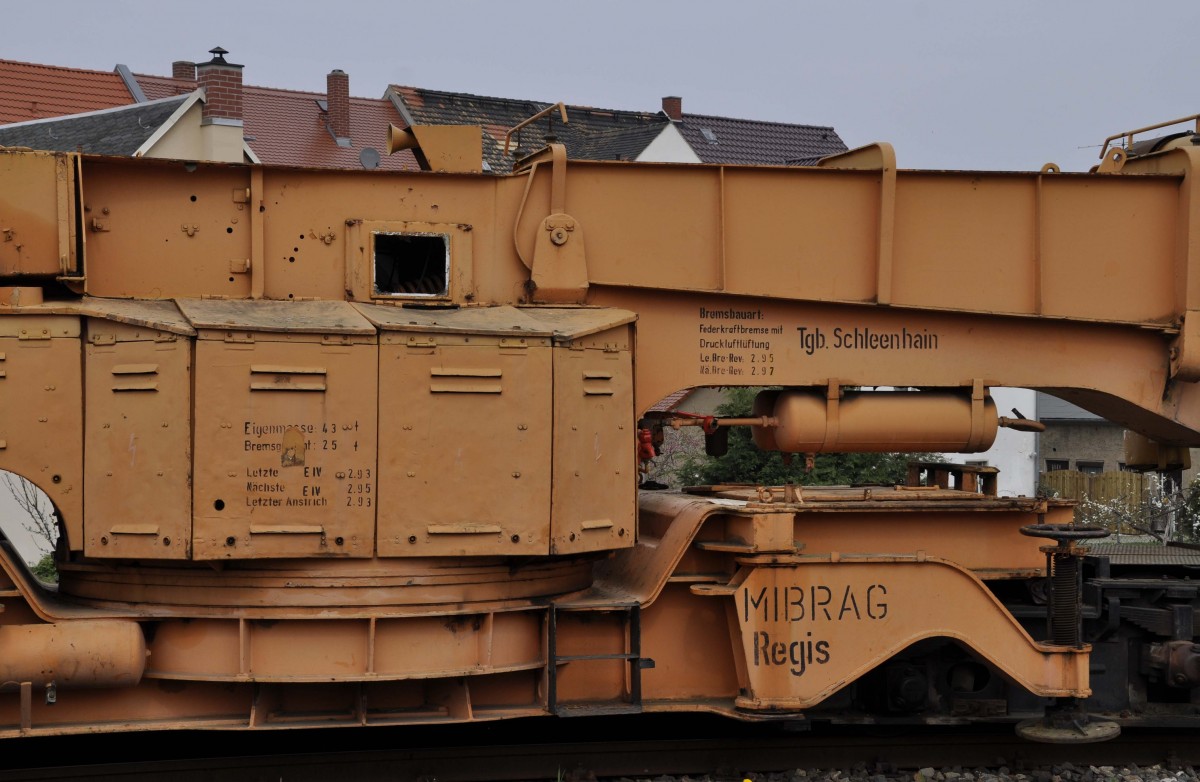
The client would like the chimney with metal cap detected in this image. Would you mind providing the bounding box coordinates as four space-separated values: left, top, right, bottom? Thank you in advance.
172 60 196 81
662 96 682 122
197 46 243 126
327 69 351 146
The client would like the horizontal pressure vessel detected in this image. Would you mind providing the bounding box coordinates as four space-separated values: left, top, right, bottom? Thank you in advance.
751 389 998 453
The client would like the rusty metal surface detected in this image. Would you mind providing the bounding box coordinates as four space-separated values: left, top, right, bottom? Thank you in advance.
0 150 76 278
84 318 192 559
715 556 1090 710
176 298 376 334
2 298 196 335
0 620 144 689
355 303 553 336
50 555 592 615
377 329 553 556
190 331 378 559
758 389 999 453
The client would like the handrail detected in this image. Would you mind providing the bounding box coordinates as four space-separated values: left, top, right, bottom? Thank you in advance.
503 102 569 155
1099 113 1200 160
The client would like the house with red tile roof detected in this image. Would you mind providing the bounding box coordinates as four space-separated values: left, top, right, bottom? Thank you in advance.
660 96 846 166
0 49 416 169
0 50 259 164
0 59 137 124
0 48 847 174
133 54 418 171
386 87 847 173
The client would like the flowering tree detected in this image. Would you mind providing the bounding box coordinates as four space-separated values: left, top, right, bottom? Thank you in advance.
1070 473 1200 543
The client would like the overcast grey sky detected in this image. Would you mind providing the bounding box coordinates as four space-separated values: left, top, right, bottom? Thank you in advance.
6 0 1198 172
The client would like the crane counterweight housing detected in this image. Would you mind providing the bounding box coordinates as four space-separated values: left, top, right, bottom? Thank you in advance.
0 122 1199 739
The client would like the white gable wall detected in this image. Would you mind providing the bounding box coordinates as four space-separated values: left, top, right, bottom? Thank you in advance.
637 124 701 163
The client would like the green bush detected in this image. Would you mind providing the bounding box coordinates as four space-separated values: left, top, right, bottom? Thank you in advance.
30 553 57 584
671 387 940 487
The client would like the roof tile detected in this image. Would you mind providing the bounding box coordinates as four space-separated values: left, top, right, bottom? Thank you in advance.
676 112 847 165
391 86 671 173
0 96 188 155
0 58 134 124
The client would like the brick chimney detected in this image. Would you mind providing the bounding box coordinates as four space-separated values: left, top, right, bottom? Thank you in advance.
662 96 682 122
172 60 196 81
326 69 351 145
197 47 243 126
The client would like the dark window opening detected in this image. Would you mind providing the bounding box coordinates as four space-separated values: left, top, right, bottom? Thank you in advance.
373 233 449 297
1045 459 1069 472
1076 460 1104 475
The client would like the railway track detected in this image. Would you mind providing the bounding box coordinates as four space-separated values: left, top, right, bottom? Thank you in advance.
2 718 1198 782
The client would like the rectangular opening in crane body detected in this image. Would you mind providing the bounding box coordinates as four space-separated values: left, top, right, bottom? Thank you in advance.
371 232 450 299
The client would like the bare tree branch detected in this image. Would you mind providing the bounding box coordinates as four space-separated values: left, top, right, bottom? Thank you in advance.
1 472 58 554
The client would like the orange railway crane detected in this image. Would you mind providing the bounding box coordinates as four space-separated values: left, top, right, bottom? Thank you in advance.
0 115 1199 740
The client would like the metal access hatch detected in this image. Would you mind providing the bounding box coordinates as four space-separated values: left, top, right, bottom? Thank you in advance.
180 299 379 560
357 304 636 557
360 304 555 557
83 299 195 559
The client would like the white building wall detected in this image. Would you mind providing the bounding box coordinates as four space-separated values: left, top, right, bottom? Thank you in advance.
970 387 1038 497
637 125 702 163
